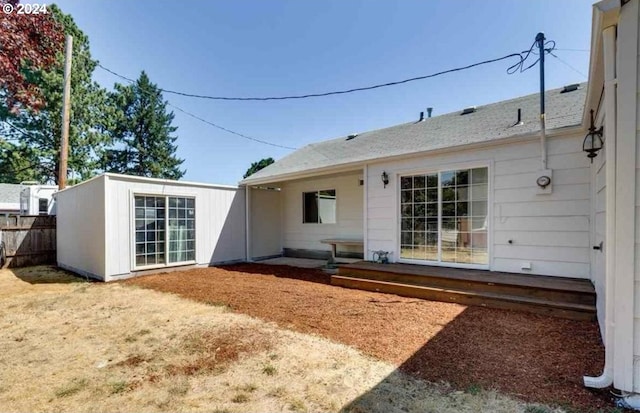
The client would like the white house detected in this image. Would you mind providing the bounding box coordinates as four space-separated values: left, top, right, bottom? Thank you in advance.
52 0 640 405
56 173 246 281
239 0 640 405
0 183 57 215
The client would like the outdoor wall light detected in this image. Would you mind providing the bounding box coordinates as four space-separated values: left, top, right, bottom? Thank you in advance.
381 171 389 188
583 109 603 163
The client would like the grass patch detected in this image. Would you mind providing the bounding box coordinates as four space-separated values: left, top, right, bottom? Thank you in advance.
236 383 258 393
267 386 287 398
109 380 128 395
524 406 552 413
113 354 150 368
288 397 306 411
466 383 482 396
262 364 277 376
54 378 88 398
168 379 190 396
231 393 250 403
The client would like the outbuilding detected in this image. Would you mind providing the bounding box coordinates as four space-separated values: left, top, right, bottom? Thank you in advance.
56 173 246 281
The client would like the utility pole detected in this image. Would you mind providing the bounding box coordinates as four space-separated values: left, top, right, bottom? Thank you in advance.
59 34 73 190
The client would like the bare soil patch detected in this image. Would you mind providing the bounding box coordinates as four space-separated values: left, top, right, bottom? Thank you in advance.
128 263 608 411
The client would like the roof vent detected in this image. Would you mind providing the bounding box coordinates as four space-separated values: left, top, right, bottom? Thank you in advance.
461 106 476 115
560 84 580 93
427 107 433 118
346 133 358 141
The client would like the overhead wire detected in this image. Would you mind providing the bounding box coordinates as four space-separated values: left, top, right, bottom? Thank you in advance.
98 64 297 150
99 41 549 102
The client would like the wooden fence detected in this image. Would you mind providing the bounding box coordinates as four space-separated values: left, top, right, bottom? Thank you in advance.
1 215 56 268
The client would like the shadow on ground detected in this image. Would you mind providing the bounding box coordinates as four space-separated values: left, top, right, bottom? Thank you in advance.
221 263 332 285
340 305 611 412
11 265 90 284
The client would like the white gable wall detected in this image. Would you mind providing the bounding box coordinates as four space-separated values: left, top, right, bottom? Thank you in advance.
366 132 591 278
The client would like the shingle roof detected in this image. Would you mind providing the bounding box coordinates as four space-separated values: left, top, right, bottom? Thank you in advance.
241 83 587 185
0 183 22 204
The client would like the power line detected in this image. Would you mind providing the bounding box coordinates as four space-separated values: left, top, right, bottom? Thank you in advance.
548 51 588 79
98 64 296 150
554 48 590 52
98 37 551 102
168 104 297 150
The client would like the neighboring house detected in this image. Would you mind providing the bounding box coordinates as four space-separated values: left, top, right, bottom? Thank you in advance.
19 184 58 215
0 183 57 216
56 173 246 281
0 184 22 215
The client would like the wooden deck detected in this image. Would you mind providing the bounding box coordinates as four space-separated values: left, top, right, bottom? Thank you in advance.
332 262 596 320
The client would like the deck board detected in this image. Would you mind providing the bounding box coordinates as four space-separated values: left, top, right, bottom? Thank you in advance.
339 261 594 293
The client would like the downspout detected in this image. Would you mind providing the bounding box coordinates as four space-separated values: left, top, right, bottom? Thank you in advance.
584 24 617 390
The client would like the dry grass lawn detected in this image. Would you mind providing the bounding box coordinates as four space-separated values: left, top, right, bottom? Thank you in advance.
0 266 581 412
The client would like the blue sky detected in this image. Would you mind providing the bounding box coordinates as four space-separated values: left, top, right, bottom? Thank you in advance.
54 0 593 185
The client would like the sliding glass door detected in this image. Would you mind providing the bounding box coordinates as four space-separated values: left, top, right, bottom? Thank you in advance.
134 195 196 269
400 167 488 266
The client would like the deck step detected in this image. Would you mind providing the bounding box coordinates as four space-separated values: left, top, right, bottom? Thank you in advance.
338 266 595 307
331 275 596 321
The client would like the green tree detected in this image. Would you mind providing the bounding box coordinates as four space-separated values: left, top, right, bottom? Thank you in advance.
0 141 40 183
243 157 274 178
102 71 185 179
4 4 110 184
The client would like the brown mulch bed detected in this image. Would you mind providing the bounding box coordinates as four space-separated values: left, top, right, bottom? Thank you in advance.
125 263 608 411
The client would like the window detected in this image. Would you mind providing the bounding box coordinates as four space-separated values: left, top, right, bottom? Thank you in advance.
38 198 48 215
400 167 488 266
134 195 195 268
303 190 336 224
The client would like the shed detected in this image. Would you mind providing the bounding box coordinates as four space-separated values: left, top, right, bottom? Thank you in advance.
56 173 246 281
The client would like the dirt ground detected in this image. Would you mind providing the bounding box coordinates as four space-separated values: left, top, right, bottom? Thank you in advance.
128 263 608 411
1 265 564 413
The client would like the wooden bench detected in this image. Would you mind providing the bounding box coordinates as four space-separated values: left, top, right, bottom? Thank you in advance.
320 238 364 264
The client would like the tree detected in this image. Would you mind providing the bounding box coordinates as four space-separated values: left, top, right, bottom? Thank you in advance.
0 0 64 112
4 4 111 184
102 71 185 179
0 141 40 183
244 157 274 178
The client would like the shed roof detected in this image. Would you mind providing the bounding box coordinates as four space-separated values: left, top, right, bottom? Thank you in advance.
241 83 587 185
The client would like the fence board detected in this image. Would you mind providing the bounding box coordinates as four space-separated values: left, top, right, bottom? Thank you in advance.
1 215 56 268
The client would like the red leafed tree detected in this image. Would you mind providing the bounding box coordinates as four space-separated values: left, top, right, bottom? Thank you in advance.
0 0 64 112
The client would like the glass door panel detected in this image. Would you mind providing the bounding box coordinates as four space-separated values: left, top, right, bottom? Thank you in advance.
399 167 488 266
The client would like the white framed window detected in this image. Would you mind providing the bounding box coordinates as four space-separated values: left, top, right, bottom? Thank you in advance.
400 167 488 266
303 189 336 224
134 195 195 268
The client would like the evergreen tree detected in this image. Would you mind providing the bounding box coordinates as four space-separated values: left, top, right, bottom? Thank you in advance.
103 71 185 179
243 157 274 178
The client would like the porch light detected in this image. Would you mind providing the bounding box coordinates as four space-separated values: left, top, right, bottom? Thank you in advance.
381 171 389 188
582 109 603 163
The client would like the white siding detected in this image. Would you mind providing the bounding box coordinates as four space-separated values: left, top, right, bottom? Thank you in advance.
250 187 282 259
366 133 592 278
104 175 246 280
56 175 107 280
281 171 363 254
592 143 607 339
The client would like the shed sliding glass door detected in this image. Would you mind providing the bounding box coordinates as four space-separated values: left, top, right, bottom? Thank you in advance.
400 167 488 266
134 195 196 268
